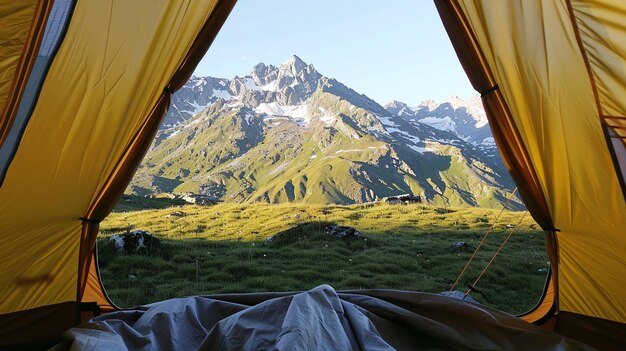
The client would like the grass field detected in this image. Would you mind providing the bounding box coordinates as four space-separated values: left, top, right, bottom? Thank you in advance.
98 200 549 315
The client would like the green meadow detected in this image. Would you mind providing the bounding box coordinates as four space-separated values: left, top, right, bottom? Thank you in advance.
98 197 549 315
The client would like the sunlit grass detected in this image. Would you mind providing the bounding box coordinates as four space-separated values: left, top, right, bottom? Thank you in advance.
98 200 548 315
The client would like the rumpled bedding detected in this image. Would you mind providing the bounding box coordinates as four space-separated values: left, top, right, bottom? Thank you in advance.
58 284 592 350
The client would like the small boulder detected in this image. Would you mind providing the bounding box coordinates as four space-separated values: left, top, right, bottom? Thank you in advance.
449 241 469 252
325 225 365 240
381 193 422 204
165 211 186 218
108 230 160 254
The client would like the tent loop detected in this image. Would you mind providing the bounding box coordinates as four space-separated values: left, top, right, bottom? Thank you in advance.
449 187 518 291
479 83 499 97
79 217 100 224
163 86 175 95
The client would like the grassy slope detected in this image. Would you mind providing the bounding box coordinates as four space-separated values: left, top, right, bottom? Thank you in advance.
129 92 523 208
98 202 548 315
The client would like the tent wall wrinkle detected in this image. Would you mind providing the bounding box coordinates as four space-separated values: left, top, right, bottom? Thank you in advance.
0 0 53 147
79 0 237 304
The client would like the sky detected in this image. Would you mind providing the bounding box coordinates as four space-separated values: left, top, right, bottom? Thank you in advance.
194 1 476 106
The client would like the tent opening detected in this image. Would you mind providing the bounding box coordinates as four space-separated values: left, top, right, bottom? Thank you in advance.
95 0 550 317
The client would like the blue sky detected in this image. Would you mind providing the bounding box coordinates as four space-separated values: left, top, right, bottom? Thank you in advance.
194 1 476 105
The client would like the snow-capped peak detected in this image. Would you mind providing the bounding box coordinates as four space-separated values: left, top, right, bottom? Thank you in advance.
448 95 466 110
418 99 438 111
281 54 308 75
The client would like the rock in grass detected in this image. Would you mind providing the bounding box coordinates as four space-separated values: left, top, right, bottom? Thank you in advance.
440 290 479 304
380 194 422 204
108 230 160 254
449 241 469 252
165 211 186 218
325 225 365 240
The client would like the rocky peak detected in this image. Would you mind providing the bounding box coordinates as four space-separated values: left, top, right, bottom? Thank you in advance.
384 100 409 116
251 62 278 87
418 99 438 111
448 95 466 109
281 54 308 75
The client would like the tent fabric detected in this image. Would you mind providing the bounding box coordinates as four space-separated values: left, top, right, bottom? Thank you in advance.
0 0 223 315
78 0 237 306
435 0 560 320
58 285 591 351
436 0 626 330
519 274 555 324
433 0 554 230
0 0 75 183
0 0 52 146
81 253 116 313
1 0 625 348
0 0 236 346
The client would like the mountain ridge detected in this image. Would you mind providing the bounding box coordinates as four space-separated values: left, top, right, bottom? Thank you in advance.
129 55 522 209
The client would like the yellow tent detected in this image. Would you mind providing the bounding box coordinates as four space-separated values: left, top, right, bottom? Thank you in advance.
436 1 626 348
0 0 236 346
0 0 624 349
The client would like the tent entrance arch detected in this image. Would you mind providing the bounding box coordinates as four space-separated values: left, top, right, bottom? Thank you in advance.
1 0 625 349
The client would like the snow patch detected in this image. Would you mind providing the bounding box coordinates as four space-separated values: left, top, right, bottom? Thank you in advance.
212 89 232 100
408 145 428 154
243 77 261 91
244 113 254 124
399 132 421 144
481 137 495 145
377 116 397 127
186 100 207 115
255 103 310 126
418 116 456 132
261 80 277 91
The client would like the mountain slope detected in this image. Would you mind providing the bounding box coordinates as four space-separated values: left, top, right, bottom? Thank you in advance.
129 55 522 209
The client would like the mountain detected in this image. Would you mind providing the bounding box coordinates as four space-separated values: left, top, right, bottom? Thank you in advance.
384 96 496 157
128 55 522 209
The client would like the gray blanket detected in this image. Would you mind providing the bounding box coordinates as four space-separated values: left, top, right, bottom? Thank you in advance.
59 285 591 350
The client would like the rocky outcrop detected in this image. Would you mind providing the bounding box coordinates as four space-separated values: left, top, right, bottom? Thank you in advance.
180 193 217 205
325 225 365 240
381 194 422 204
108 230 160 254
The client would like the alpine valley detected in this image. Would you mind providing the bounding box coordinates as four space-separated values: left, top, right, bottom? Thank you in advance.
127 55 523 209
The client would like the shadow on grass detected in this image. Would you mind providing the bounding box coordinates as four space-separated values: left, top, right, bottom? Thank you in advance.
98 221 549 316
